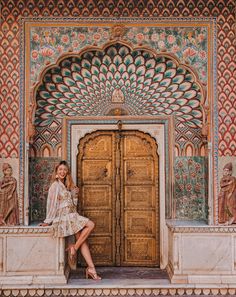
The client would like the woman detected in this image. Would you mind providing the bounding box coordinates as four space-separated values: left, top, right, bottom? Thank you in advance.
40 160 101 280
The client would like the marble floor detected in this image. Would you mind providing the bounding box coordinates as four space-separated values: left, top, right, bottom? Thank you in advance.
2 268 233 296
69 267 170 287
70 267 169 280
67 268 232 296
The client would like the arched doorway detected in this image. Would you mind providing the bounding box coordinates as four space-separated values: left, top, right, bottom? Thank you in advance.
77 129 159 267
29 40 206 226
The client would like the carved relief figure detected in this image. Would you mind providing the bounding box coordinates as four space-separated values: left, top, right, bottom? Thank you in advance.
0 163 19 225
110 24 126 39
218 162 236 225
112 88 124 103
40 160 101 280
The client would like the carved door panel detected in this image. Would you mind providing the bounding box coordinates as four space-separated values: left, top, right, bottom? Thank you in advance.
121 132 158 266
77 132 115 265
77 130 159 267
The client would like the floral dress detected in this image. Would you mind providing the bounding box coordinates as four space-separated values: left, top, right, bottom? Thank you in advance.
44 180 89 237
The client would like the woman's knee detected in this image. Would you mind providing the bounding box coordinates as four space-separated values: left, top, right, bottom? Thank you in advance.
88 220 95 230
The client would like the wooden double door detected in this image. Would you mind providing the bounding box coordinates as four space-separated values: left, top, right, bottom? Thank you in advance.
77 130 159 266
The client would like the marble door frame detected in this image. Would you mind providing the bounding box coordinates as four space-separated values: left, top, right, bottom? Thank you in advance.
62 115 174 268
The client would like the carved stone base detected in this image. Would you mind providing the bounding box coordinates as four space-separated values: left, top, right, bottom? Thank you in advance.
0 226 68 285
167 220 236 284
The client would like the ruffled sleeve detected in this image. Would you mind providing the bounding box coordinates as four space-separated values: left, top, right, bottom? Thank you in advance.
44 181 60 224
71 186 79 206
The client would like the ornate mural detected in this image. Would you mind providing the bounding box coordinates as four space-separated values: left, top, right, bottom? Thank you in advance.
175 157 208 220
30 25 208 85
0 0 235 223
0 0 235 159
29 157 60 222
32 42 204 155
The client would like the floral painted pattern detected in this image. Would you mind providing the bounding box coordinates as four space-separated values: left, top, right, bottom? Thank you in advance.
30 25 207 85
126 26 207 83
29 157 60 222
30 27 110 84
174 157 208 220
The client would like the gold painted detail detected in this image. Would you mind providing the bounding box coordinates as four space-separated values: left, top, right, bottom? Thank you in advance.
115 131 122 265
110 25 127 40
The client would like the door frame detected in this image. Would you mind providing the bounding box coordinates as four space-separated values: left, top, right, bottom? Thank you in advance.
62 116 175 269
77 129 160 266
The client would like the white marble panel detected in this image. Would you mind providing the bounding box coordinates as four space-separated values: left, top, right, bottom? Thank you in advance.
6 236 57 273
0 236 3 272
234 235 236 270
181 234 231 273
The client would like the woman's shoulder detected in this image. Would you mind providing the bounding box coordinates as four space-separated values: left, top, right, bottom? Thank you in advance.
49 180 60 190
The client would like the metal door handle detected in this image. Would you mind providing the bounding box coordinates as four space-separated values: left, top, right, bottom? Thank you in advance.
102 168 108 177
127 169 134 176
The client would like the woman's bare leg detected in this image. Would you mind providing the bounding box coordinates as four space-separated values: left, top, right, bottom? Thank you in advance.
75 230 101 279
68 220 95 258
74 220 95 251
75 233 94 268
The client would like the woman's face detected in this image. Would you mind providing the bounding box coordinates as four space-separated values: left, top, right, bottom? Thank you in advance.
57 164 68 180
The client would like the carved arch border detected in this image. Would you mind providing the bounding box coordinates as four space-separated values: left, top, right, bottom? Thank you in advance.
20 18 217 226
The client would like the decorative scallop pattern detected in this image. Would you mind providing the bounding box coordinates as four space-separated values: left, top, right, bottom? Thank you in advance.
34 44 203 153
0 0 235 158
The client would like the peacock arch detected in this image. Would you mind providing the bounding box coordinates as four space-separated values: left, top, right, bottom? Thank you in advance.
30 41 206 158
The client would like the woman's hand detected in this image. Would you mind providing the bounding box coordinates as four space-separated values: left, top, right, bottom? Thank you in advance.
71 186 79 196
38 222 50 227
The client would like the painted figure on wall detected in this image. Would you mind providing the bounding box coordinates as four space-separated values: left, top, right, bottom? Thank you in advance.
218 163 236 225
0 163 19 226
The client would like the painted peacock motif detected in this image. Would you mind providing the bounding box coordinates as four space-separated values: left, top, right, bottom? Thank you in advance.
33 43 203 154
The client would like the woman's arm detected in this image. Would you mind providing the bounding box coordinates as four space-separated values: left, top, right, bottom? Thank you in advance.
71 186 79 206
43 182 59 224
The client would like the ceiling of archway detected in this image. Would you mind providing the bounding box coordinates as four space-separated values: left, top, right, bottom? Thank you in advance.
34 43 203 152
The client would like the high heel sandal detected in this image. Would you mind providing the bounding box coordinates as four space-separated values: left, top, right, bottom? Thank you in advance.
85 267 101 280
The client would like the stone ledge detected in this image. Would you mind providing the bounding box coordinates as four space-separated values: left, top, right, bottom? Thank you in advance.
166 220 236 233
0 226 52 234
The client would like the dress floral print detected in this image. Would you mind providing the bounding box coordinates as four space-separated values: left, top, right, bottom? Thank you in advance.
44 180 89 237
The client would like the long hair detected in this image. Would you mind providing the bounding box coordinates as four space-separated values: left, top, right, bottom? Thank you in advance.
51 160 75 190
